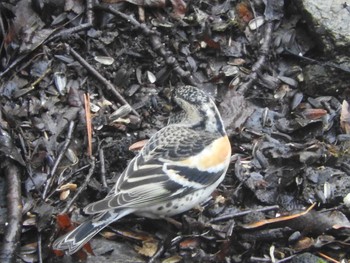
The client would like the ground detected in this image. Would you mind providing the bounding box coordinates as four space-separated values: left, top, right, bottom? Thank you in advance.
0 0 350 262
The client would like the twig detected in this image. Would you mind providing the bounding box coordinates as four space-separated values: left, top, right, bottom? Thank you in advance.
0 15 91 78
47 23 92 43
275 254 297 263
148 242 164 263
317 252 340 263
84 93 93 157
37 233 43 263
209 205 280 223
46 162 94 200
65 44 140 117
62 157 96 214
236 21 274 95
28 68 52 90
43 121 75 200
0 53 28 78
94 5 199 86
0 161 22 263
99 147 108 188
86 0 94 25
49 107 80 145
18 132 42 194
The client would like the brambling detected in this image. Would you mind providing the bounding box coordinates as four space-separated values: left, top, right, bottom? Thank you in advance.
53 85 231 254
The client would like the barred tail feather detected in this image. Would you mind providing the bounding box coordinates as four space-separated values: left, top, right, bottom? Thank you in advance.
53 211 126 255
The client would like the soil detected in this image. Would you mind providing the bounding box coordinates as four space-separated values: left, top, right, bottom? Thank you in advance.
0 0 349 262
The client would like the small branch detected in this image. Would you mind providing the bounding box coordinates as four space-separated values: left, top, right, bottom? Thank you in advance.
65 44 140 117
47 23 92 43
43 121 75 200
84 93 93 157
209 205 279 223
86 0 94 25
0 161 22 263
37 233 43 263
148 242 164 263
62 157 96 214
236 21 274 95
0 16 91 78
0 54 28 78
99 147 108 188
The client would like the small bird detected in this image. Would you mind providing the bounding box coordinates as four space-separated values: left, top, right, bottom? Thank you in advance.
53 85 231 254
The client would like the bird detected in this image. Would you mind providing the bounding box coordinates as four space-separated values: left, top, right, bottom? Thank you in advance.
53 85 231 255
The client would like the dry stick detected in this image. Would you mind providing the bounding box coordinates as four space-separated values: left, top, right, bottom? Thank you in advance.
236 21 274 95
94 5 199 86
99 147 108 188
86 0 94 25
148 242 165 263
0 161 22 263
84 93 93 157
43 121 75 200
65 44 140 117
209 205 280 223
37 232 43 263
47 23 92 43
0 19 91 78
317 252 340 263
62 157 96 214
18 132 43 194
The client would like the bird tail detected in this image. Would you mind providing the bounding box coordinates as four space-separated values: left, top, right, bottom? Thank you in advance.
52 211 123 255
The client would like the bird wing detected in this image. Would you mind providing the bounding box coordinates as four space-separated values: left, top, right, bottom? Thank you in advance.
84 126 230 215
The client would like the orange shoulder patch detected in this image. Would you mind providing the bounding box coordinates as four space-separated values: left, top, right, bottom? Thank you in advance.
180 135 231 170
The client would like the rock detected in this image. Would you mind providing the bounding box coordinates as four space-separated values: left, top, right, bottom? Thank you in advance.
297 0 350 53
301 61 350 95
290 252 326 263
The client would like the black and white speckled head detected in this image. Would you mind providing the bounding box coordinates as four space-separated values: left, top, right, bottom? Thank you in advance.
174 86 211 105
171 86 226 135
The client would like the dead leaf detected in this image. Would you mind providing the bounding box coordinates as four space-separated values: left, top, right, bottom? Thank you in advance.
58 183 77 191
135 240 158 257
170 0 187 18
302 108 327 120
56 214 73 230
236 2 253 23
59 190 70 200
179 238 199 249
129 139 149 151
293 237 314 251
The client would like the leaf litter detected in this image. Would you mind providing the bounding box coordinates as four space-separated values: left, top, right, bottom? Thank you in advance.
0 0 349 262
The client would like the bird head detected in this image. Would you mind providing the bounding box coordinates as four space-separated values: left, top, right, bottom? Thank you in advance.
171 86 226 135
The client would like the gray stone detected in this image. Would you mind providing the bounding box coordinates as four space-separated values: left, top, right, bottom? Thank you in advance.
298 0 350 53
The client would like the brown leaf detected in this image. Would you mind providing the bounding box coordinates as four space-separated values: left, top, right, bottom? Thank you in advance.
129 139 149 151
236 2 253 23
302 108 327 120
179 238 199 249
170 0 187 18
293 237 314 251
56 214 73 230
